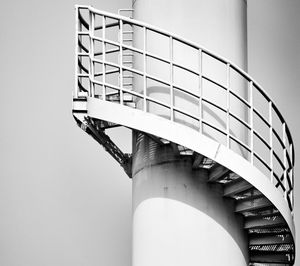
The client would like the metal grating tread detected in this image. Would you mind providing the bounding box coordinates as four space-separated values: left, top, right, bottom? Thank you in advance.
245 214 286 229
250 244 294 253
249 228 290 235
250 264 291 266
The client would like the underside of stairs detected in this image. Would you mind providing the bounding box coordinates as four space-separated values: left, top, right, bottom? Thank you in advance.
72 112 295 265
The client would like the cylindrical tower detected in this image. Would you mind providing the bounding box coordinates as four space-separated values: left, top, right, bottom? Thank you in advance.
132 1 248 265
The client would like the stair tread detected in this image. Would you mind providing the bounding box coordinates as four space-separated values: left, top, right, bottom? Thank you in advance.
249 233 293 245
245 214 286 229
235 196 272 213
208 164 230 182
223 178 253 197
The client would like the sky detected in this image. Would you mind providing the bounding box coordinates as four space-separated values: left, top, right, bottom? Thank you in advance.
0 0 299 265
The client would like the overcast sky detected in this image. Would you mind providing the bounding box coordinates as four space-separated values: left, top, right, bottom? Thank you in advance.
0 0 299 265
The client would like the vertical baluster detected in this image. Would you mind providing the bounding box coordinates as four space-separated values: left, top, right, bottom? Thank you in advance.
143 27 147 112
269 101 273 183
74 6 79 98
226 63 230 148
198 49 203 134
89 9 95 97
249 81 254 164
169 37 174 121
290 143 294 211
102 15 106 100
119 19 124 105
283 123 287 199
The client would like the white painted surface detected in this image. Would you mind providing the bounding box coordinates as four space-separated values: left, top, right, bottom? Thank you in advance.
133 0 247 70
132 160 248 266
133 198 247 266
130 1 249 265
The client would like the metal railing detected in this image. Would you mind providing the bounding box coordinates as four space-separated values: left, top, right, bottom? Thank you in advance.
74 5 295 212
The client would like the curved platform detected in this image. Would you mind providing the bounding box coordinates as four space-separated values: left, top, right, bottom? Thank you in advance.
73 6 296 265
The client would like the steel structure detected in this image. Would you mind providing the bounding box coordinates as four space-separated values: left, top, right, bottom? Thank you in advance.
73 5 296 265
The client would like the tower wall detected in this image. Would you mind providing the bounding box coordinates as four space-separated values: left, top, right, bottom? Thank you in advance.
131 1 249 265
133 0 247 69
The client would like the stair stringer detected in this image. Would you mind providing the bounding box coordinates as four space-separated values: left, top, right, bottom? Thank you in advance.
86 96 295 241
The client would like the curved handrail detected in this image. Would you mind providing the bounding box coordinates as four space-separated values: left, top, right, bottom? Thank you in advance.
74 5 295 213
76 4 294 152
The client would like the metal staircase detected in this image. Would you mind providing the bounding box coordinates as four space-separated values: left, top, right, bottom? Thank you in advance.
73 6 296 265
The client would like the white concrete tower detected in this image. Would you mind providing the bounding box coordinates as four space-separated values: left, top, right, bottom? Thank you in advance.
131 1 248 266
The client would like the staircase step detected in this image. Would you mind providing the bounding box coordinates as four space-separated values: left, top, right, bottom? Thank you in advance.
192 153 204 169
250 243 293 253
223 178 252 197
232 188 262 201
245 214 285 229
208 164 230 182
249 233 292 245
199 157 215 169
250 251 293 264
250 264 291 266
177 145 193 155
235 196 272 213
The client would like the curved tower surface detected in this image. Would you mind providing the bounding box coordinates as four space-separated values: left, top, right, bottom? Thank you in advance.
73 2 296 265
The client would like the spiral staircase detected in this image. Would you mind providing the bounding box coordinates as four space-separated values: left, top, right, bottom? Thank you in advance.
72 6 296 265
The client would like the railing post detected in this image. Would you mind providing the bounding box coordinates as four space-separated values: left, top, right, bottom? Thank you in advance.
290 143 294 211
269 101 273 183
143 26 147 112
74 6 79 98
226 63 230 148
119 19 124 105
249 81 254 164
102 15 106 101
169 36 174 121
283 123 287 199
89 9 95 97
198 49 203 134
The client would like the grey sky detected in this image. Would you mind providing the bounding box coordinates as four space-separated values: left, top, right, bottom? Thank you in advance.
0 0 299 265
